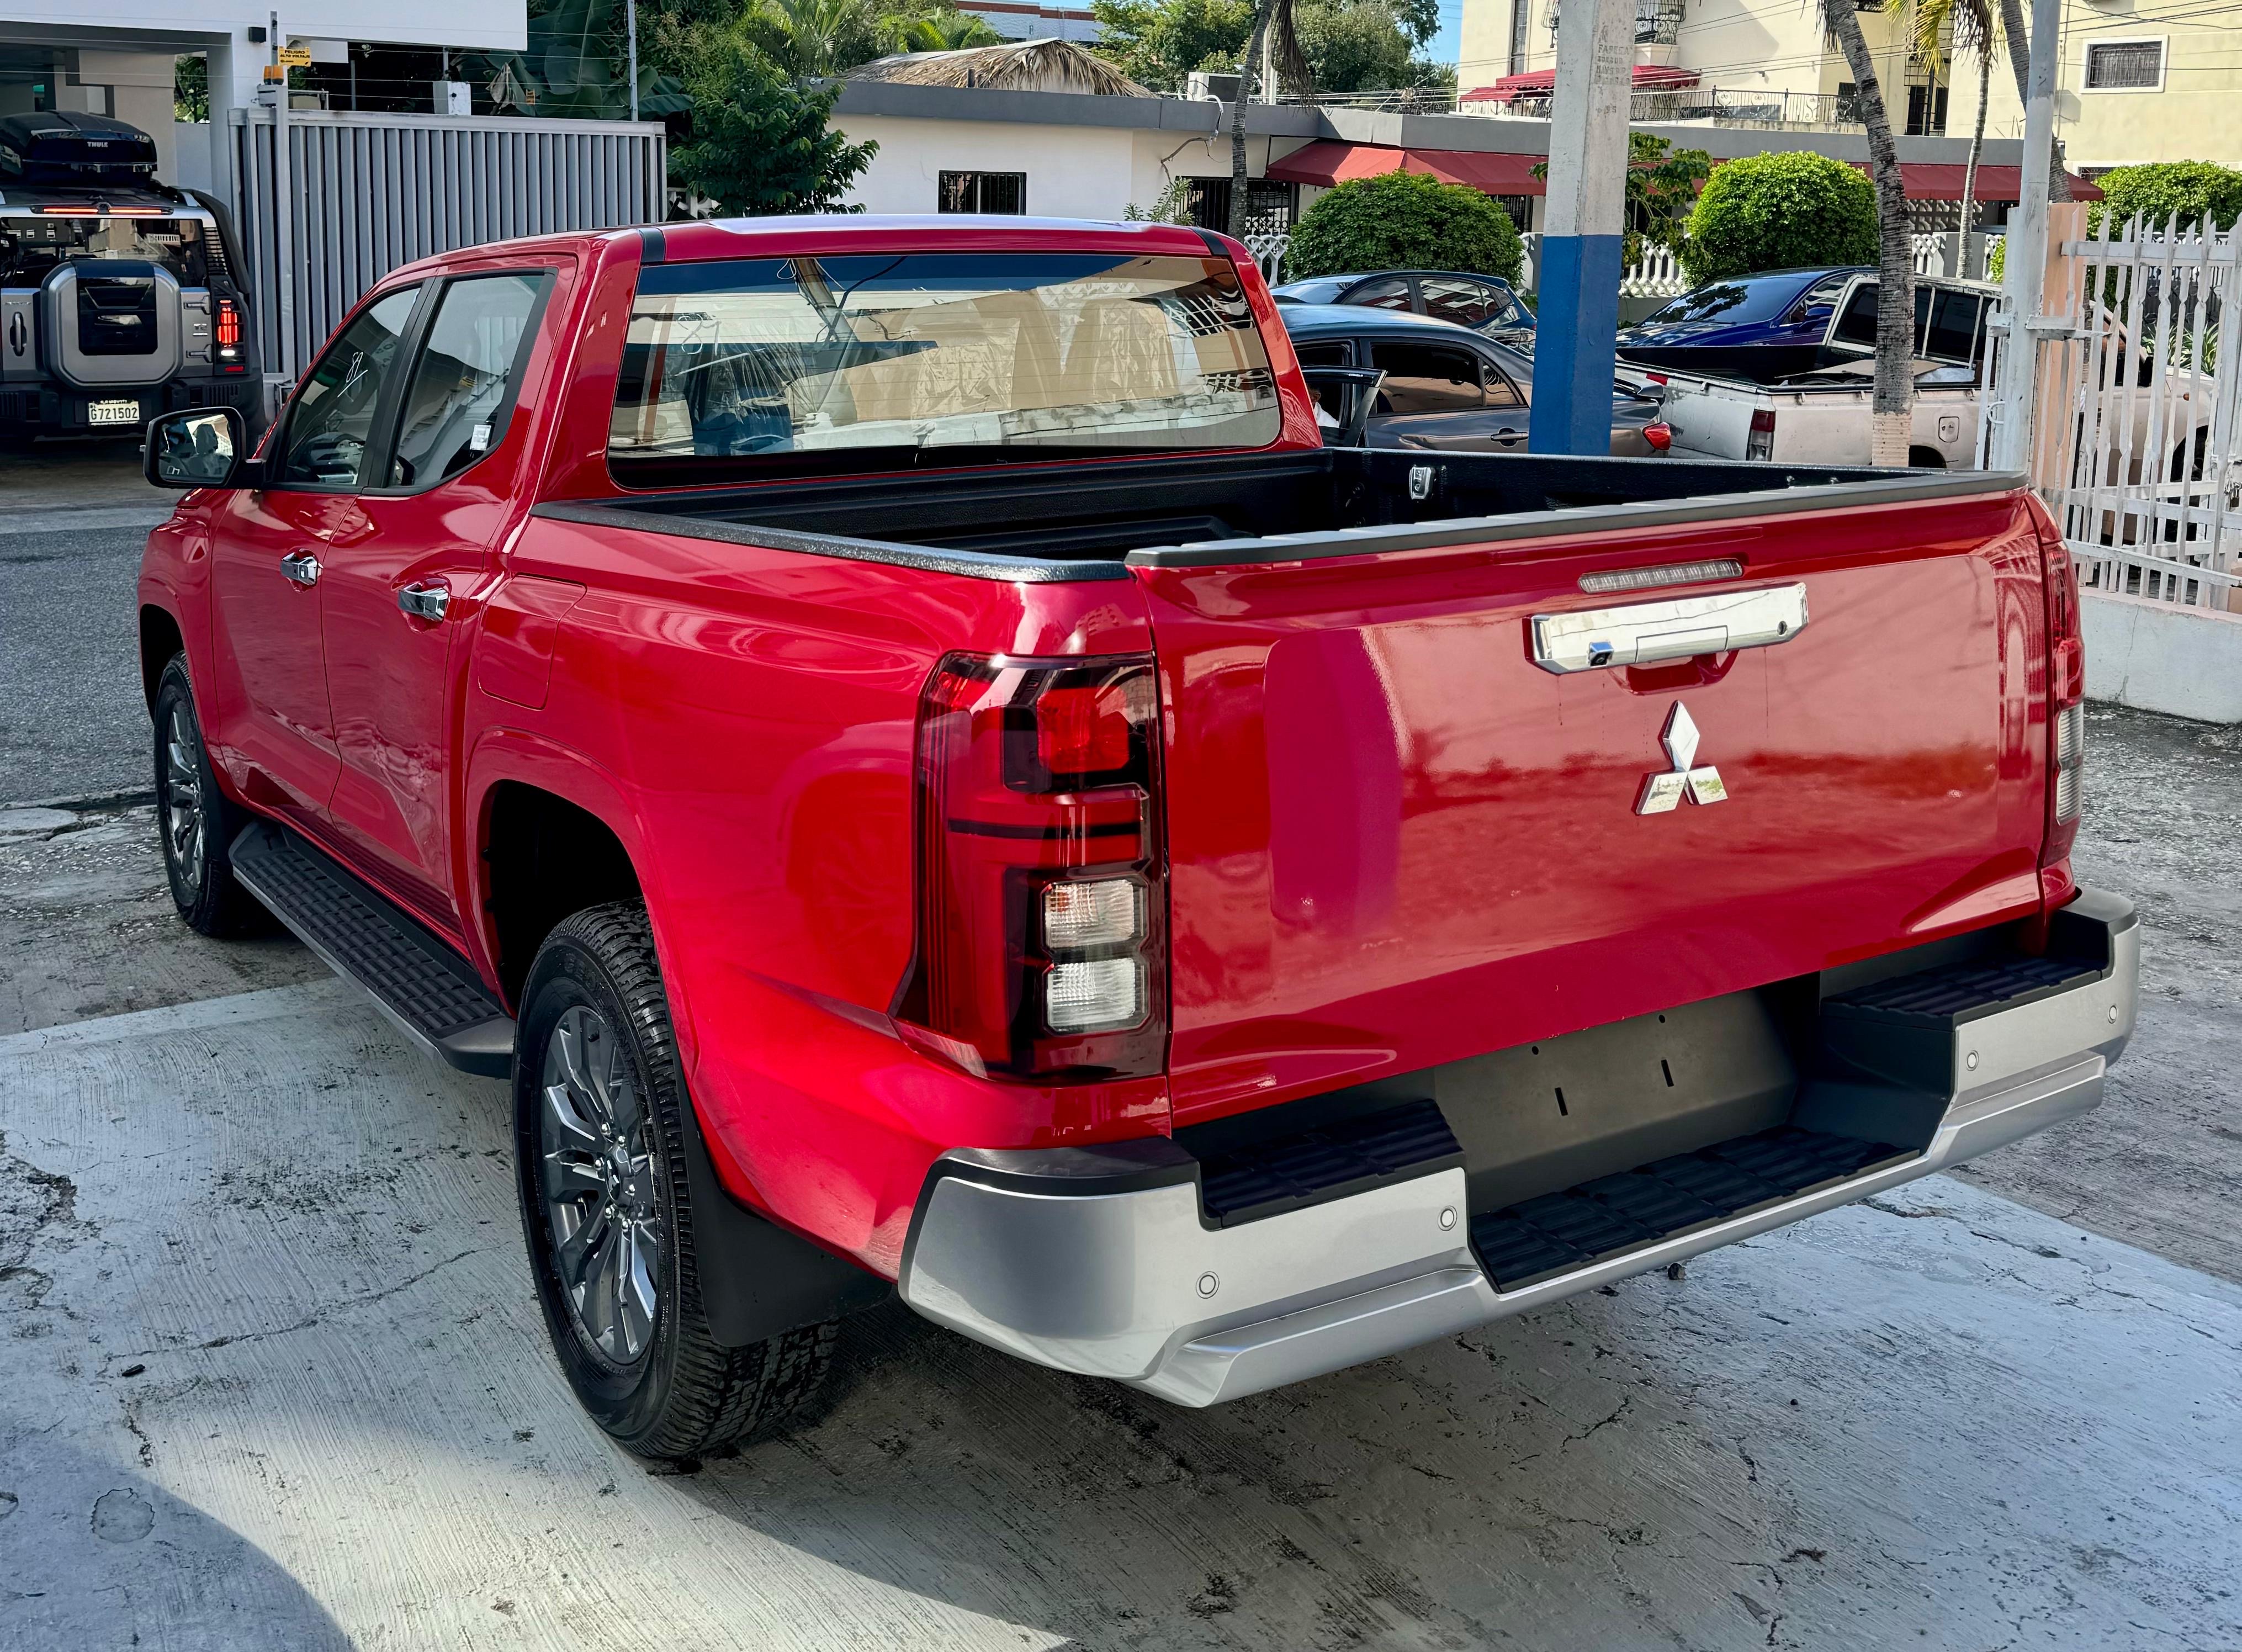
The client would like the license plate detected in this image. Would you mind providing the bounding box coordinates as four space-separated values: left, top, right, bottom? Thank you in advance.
87 399 141 427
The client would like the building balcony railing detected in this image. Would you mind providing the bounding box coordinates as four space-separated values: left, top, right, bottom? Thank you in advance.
1283 86 1873 132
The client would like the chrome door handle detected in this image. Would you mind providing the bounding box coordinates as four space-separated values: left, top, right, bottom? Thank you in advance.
279 550 322 587
1531 583 1808 674
397 580 451 622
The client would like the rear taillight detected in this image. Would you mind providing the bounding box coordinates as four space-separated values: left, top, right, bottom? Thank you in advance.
1642 421 1673 453
892 653 1166 1081
214 299 244 370
1746 407 1776 462
2044 539 2085 869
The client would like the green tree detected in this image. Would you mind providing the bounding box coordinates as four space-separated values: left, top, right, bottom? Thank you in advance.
1537 133 1709 268
2089 162 2242 236
1293 0 1450 93
1090 0 1253 89
1093 0 1434 94
476 0 692 118
669 24 878 213
1286 170 1523 282
888 8 1008 50
174 54 210 123
1681 150 1878 284
741 0 896 77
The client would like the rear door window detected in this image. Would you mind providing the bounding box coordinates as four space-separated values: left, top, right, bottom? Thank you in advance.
386 271 550 488
1420 277 1497 327
1370 342 1485 414
274 286 422 490
1925 288 1984 364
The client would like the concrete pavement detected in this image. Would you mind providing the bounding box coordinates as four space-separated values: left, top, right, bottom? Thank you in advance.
2 975 2237 1651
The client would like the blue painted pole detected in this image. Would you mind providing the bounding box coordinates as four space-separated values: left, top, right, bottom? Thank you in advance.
1528 0 1634 456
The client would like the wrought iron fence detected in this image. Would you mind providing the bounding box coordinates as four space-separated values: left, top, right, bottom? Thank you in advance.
1989 213 2242 612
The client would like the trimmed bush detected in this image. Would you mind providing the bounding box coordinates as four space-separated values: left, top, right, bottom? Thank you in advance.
1679 151 1878 285
1285 170 1523 284
2088 161 2242 236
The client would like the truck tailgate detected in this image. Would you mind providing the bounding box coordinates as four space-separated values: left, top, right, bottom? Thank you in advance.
1133 487 2054 1125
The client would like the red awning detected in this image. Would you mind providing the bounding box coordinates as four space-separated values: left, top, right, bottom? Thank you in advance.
1892 162 2102 202
1265 142 1548 195
1464 63 1700 103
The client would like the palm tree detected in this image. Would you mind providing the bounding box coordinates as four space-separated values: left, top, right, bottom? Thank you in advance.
1914 0 2000 274
1822 0 1916 466
1227 0 1311 239
888 9 1006 52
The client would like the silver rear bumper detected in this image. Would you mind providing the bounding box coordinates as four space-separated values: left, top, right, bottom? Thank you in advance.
899 891 2138 1407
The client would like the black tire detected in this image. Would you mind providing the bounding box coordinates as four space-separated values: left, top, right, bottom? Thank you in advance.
152 653 264 936
514 903 835 1463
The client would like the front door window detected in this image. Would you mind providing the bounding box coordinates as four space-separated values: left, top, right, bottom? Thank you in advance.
274 286 420 489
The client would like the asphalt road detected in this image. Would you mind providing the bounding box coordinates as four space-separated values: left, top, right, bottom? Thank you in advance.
1 443 171 803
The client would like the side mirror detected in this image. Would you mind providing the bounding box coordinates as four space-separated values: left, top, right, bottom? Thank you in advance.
144 406 247 490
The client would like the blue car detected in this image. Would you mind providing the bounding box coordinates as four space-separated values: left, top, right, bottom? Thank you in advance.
1616 267 1869 383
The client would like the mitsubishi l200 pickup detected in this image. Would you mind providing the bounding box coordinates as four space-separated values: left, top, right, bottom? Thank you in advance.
136 216 2137 1464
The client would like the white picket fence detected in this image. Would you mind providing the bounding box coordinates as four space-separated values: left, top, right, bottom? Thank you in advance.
2002 214 2242 613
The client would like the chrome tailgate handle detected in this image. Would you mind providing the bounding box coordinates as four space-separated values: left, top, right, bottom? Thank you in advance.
1531 583 1807 674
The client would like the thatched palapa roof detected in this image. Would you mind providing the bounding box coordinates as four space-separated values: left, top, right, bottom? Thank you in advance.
849 39 1153 97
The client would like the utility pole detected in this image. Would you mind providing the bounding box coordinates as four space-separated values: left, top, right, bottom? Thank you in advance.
1990 0 2061 472
1528 0 1633 455
627 0 641 122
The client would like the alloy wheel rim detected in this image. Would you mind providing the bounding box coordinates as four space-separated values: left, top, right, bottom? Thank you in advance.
538 1003 661 1365
163 702 206 897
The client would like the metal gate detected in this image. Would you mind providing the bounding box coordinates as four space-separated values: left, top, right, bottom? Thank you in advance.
226 107 666 392
1997 210 2242 613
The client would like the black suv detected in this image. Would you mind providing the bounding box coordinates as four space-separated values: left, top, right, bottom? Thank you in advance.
0 111 261 444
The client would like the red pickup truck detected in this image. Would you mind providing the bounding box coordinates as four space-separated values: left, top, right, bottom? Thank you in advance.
137 215 2137 1464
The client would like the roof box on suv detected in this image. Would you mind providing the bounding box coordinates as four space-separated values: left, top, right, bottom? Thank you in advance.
0 112 160 188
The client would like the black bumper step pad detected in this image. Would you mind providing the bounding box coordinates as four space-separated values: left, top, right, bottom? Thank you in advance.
1470 1125 1914 1289
1196 1098 1463 1226
1827 952 2102 1024
230 822 514 1077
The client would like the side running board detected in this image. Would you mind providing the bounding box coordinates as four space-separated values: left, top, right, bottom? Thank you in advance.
229 821 515 1077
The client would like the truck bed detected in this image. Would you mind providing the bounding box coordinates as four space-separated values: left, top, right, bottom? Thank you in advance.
536 448 2008 575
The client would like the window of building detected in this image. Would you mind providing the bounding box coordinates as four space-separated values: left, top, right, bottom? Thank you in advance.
1180 178 1297 234
1905 81 1950 135
938 171 1026 214
2084 39 2165 91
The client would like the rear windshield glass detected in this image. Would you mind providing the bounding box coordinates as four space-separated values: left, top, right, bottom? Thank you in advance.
1642 275 1804 327
0 215 209 288
608 252 1281 483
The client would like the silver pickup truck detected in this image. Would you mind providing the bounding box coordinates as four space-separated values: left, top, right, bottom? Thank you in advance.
1620 274 1997 469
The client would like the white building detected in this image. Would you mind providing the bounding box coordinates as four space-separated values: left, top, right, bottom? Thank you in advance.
832 79 2049 243
0 1 525 192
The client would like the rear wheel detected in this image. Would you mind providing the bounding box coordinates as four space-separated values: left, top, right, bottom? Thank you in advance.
152 654 262 936
515 903 835 1463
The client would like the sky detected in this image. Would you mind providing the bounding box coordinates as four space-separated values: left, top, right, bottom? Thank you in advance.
1432 0 1465 68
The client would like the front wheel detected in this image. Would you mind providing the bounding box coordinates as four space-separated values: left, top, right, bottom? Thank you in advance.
151 654 263 936
515 903 835 1463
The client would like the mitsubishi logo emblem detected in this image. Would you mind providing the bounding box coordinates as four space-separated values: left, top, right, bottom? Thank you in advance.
1636 702 1729 815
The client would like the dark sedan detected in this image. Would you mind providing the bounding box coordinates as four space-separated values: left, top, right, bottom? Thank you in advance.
1272 269 1538 350
1279 304 1671 458
1616 267 1869 383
